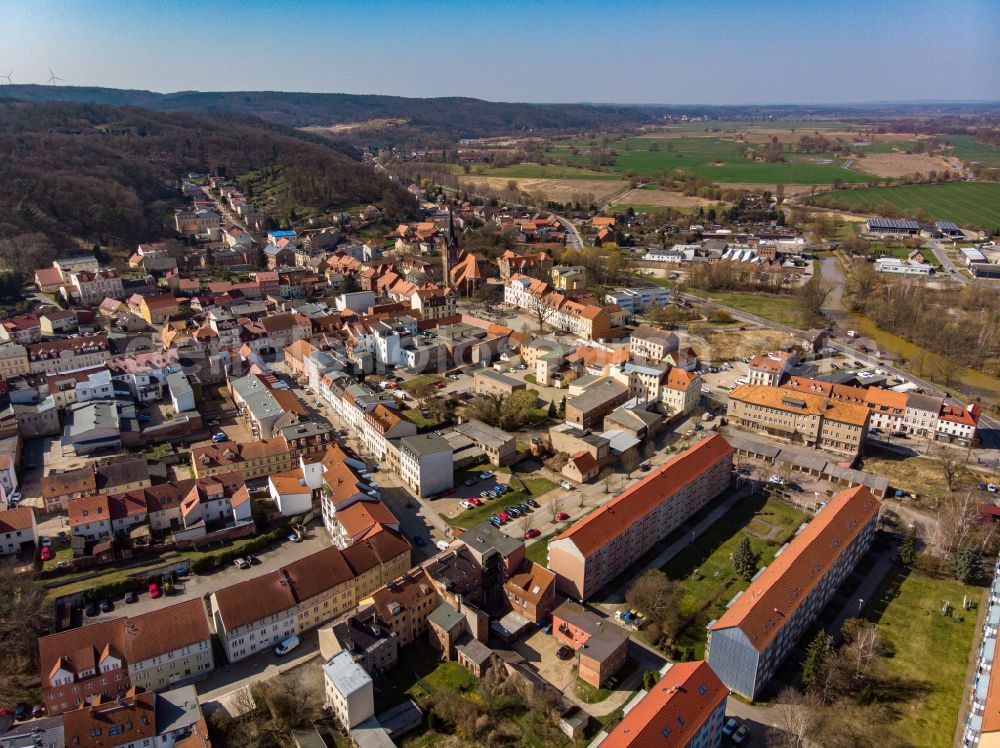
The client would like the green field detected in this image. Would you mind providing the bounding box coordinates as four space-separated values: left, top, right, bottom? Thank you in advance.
809 182 1000 229
944 135 1000 170
865 567 980 747
479 163 620 180
692 289 806 328
537 136 876 184
661 495 807 658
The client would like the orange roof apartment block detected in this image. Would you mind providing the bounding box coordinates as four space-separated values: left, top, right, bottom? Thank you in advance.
548 434 733 599
600 661 728 748
707 486 880 699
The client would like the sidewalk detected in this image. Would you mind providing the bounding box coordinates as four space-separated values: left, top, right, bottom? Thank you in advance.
599 486 753 607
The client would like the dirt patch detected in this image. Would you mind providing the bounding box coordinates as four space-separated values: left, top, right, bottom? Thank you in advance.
299 118 408 134
459 176 628 203
682 325 792 363
615 188 729 208
853 152 958 179
721 183 818 196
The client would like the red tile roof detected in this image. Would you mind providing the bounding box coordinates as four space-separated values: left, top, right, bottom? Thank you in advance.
0 506 34 532
212 570 297 631
62 688 156 748
602 661 727 748
125 599 211 663
710 486 880 650
556 434 732 556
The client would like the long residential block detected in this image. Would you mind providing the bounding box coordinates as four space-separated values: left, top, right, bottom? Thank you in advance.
706 486 880 699
548 434 733 600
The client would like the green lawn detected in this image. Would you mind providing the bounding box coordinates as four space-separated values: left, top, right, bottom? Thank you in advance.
661 495 807 658
865 567 980 747
546 136 874 184
383 644 477 706
690 290 806 328
808 182 1000 230
871 245 916 260
401 374 444 392
445 469 557 530
525 534 552 567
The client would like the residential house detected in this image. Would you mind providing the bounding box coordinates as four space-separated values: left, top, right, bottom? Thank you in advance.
230 372 306 439
323 651 375 730
629 326 679 362
0 314 41 345
67 400 122 455
0 341 29 379
552 601 629 687
451 419 516 466
903 392 944 438
662 366 702 417
362 404 417 461
41 466 97 513
27 333 110 376
474 368 526 398
138 293 181 325
66 269 125 306
325 605 399 675
395 433 454 498
0 506 36 555
39 309 79 336
746 351 795 387
565 379 629 430
504 562 556 624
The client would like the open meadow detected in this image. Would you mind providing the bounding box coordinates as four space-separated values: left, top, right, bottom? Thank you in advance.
807 182 1000 229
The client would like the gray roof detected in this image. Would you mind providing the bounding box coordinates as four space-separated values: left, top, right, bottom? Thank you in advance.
604 404 662 431
553 601 628 662
566 379 628 413
455 636 493 665
400 432 452 457
452 419 514 450
476 368 523 388
775 448 828 473
600 429 641 455
231 374 285 421
95 457 149 490
458 520 524 559
280 421 335 442
0 714 63 747
166 371 192 399
427 602 465 632
323 650 372 697
906 392 944 414
154 685 202 736
69 400 119 436
722 431 782 459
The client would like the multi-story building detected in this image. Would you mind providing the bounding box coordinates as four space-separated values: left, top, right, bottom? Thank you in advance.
27 333 110 376
746 351 794 387
323 651 375 730
504 275 614 340
394 433 454 498
903 392 944 437
707 486 880 699
0 340 29 379
451 419 517 466
565 379 630 431
937 402 980 446
0 313 41 345
504 561 556 624
361 404 417 461
211 527 410 663
728 384 869 457
864 387 908 433
40 466 98 513
963 559 1000 747
662 366 702 417
549 434 733 599
327 604 399 675
230 372 306 439
629 325 679 362
174 207 221 241
595 661 728 748
474 368 526 398
624 360 668 402
137 293 180 325
67 269 124 306
604 286 669 315
552 601 630 687
367 570 441 647
38 599 214 715
0 506 36 555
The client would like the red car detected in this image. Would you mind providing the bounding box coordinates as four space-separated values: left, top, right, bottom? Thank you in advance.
524 528 541 539
40 546 52 561
433 381 446 389
441 487 455 496
468 497 483 506
555 512 570 521
148 583 161 599
498 512 510 522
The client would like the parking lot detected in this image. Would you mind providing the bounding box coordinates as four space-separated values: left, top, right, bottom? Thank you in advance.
82 520 333 623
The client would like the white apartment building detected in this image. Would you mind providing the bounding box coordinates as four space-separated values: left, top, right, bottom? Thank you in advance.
395 433 454 498
323 651 375 730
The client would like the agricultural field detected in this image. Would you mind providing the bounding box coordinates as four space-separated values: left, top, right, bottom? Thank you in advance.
536 135 878 185
807 182 1000 229
944 135 1000 171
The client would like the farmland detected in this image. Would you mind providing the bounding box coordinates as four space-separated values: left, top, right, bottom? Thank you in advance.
944 135 1000 170
806 182 1000 229
532 135 878 184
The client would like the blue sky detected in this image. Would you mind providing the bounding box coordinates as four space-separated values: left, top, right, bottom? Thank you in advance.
0 0 997 104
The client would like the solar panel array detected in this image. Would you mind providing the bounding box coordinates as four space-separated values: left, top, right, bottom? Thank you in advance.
935 221 961 231
867 218 921 230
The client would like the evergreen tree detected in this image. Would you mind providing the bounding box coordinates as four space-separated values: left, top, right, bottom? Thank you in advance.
558 396 566 418
953 546 982 584
547 400 557 418
802 630 834 694
256 248 268 269
899 525 917 565
339 274 359 294
732 536 758 581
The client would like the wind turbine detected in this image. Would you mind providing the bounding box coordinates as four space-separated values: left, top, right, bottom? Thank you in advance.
0 69 12 84
47 67 64 85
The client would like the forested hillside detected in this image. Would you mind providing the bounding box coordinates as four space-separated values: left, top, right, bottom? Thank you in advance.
0 101 413 275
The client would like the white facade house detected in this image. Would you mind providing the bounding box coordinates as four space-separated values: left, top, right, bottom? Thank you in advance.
323 651 375 730
875 257 932 275
335 291 377 313
0 507 36 555
167 371 196 413
210 574 299 664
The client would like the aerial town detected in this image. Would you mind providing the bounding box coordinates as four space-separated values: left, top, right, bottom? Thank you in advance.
0 4 997 748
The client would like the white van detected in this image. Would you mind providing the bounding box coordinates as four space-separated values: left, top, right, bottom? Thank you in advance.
436 540 451 552
274 635 300 656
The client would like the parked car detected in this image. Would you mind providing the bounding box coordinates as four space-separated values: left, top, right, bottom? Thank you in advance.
527 498 540 508
460 500 474 510
464 477 479 487
488 517 502 528
440 487 455 496
722 718 739 737
732 725 750 744
148 583 161 599
769 475 785 485
99 599 114 613
556 645 573 660
507 508 521 518
412 535 426 547
433 381 446 389
211 432 229 443
990 484 998 494
13 702 29 721
787 482 802 492
84 602 98 617
208 419 220 426
40 536 52 548
869 427 882 435
40 547 51 562
524 528 541 539
274 635 300 656
479 491 492 499
479 471 495 481
31 704 46 718
555 512 569 521
234 557 250 570
559 480 573 490
245 553 261 565
498 512 510 522
436 540 451 551
468 497 483 506
124 591 138 604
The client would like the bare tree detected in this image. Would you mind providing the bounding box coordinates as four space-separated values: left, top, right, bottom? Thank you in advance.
769 688 815 748
620 449 640 479
526 295 557 332
625 570 682 642
548 494 566 521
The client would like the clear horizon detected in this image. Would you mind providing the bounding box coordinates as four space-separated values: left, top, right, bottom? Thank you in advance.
0 0 997 105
